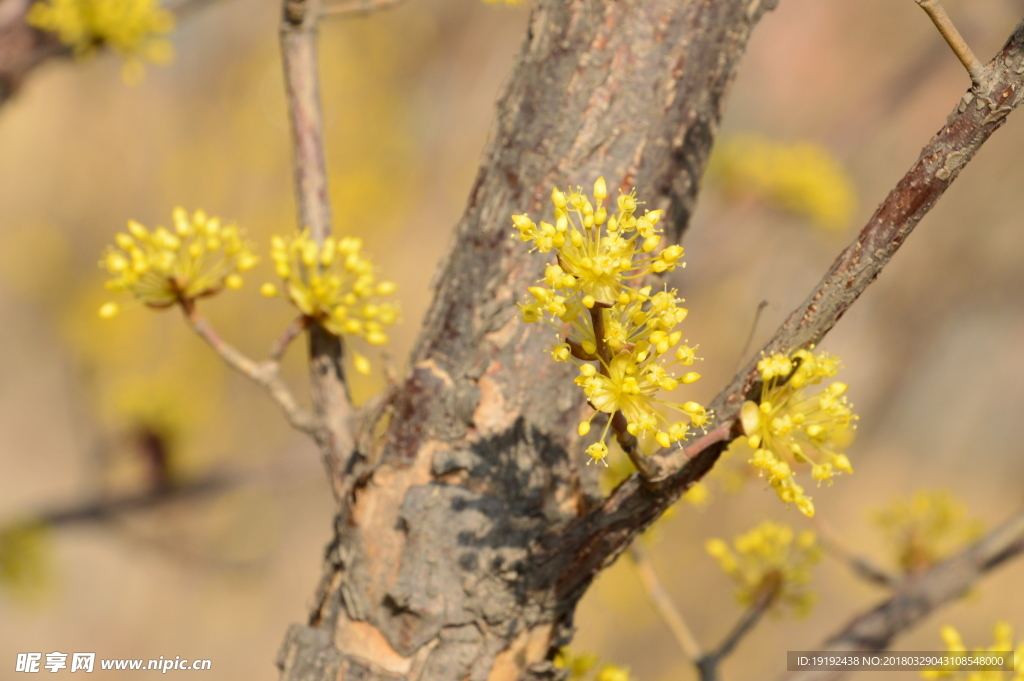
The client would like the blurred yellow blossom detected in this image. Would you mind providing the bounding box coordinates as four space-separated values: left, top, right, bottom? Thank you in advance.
26 0 174 84
266 230 398 374
705 521 821 616
514 178 708 465
740 348 857 517
709 134 856 230
872 490 984 574
0 521 51 601
98 208 257 316
554 649 631 681
922 622 1023 680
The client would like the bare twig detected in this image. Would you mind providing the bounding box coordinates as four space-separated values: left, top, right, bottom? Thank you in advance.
181 302 321 437
813 518 898 588
780 508 1024 681
270 315 311 362
916 0 985 84
736 300 769 371
280 0 356 481
559 17 1024 602
322 0 405 18
629 542 703 662
697 579 779 681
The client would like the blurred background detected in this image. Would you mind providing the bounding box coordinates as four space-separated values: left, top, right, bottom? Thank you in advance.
1 0 1023 678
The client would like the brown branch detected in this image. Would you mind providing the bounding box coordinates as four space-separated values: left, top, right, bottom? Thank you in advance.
181 302 321 437
557 16 1024 602
916 0 985 84
280 0 356 484
780 508 1024 681
814 518 898 589
629 541 703 663
696 578 779 681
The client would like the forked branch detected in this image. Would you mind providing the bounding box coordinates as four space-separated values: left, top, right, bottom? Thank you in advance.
181 301 321 437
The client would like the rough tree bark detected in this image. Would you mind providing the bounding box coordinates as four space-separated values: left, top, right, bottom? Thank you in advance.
276 0 780 679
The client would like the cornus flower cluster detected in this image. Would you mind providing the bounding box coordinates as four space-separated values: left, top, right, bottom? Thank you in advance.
740 349 857 517
872 490 983 574
553 649 632 681
922 622 1024 681
512 178 709 465
27 0 174 84
99 208 258 318
262 230 398 374
705 521 821 616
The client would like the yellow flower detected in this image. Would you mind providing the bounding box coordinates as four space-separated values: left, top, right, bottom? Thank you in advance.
709 134 856 230
553 649 630 681
267 230 399 361
27 0 174 84
740 348 857 517
921 622 1023 681
514 178 708 465
872 490 984 574
99 207 257 315
706 521 821 616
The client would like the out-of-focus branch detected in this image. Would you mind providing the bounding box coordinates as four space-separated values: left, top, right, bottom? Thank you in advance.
23 474 231 527
780 508 1024 681
280 0 355 485
629 542 703 663
814 518 898 588
696 578 779 681
916 0 985 84
560 16 1024 601
181 302 321 437
322 0 405 18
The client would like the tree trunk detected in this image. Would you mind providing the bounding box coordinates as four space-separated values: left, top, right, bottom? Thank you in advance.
277 0 776 678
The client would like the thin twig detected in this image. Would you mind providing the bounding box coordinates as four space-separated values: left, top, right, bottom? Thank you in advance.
736 300 769 371
780 507 1024 681
181 302 321 436
280 0 357 482
916 0 985 84
322 0 406 18
270 315 311 362
813 517 897 588
697 580 779 681
629 542 703 663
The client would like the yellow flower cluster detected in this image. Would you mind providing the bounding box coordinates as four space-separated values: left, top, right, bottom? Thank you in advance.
99 208 258 318
872 490 984 574
705 521 821 616
553 649 632 681
922 622 1023 681
513 178 708 465
27 0 174 84
709 134 856 230
263 230 397 374
740 349 857 517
